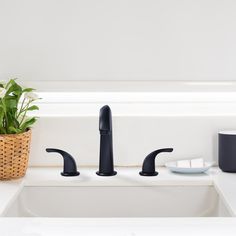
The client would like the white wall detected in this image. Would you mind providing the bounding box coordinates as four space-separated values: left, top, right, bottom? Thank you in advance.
0 0 236 82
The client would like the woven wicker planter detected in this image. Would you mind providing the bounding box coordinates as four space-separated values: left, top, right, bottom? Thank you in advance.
0 129 32 180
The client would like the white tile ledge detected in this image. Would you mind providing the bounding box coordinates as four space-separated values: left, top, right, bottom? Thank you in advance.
28 92 236 116
37 92 236 104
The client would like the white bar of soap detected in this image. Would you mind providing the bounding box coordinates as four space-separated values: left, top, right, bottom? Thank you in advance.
190 158 204 168
177 160 190 168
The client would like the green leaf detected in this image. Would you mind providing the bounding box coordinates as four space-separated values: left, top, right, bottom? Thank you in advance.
0 106 4 130
20 117 37 131
8 126 21 134
5 79 20 94
0 127 6 134
4 97 17 109
23 88 35 93
26 105 39 111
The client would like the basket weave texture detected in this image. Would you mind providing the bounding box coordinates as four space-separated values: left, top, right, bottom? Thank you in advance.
0 129 31 180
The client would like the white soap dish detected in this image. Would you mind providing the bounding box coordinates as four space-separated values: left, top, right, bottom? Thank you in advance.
165 159 213 174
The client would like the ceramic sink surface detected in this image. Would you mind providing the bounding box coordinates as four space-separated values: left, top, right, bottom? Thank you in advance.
0 167 235 220
4 185 231 217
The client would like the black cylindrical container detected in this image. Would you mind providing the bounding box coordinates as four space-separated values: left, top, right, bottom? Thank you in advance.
219 131 236 172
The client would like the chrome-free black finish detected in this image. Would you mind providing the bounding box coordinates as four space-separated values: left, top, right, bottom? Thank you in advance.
219 133 236 172
46 148 80 176
139 148 173 176
96 105 117 176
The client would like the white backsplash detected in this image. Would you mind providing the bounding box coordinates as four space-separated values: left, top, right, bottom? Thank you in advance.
29 114 236 167
28 92 236 167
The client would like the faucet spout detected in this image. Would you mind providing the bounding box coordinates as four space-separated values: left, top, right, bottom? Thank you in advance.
99 105 112 133
96 105 117 176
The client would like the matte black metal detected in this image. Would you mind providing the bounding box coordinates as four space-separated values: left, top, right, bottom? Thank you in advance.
139 148 173 176
96 105 117 176
219 133 236 172
46 148 80 176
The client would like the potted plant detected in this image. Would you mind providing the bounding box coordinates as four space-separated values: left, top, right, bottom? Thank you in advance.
0 79 39 180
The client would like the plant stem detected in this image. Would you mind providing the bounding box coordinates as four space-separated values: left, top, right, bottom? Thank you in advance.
17 98 26 119
19 101 30 126
1 99 8 130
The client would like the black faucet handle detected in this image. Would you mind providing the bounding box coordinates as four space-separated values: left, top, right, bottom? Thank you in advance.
46 148 80 177
139 148 173 176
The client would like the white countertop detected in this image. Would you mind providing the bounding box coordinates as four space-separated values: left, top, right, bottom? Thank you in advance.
1 218 236 236
1 167 236 236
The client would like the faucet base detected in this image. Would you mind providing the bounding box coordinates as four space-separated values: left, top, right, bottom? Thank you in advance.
96 171 117 176
139 171 158 176
61 171 80 177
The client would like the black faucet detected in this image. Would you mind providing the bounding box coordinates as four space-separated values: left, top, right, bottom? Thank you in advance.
46 148 80 176
96 105 117 176
139 148 173 176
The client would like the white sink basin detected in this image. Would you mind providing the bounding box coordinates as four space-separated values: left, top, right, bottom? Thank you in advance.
4 185 231 217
